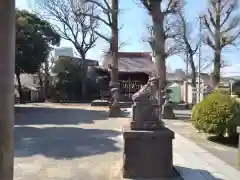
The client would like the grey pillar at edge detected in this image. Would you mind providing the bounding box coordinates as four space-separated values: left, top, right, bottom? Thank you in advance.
0 0 15 180
237 127 240 169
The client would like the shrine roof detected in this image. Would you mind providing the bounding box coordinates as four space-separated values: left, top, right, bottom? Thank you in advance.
101 52 156 74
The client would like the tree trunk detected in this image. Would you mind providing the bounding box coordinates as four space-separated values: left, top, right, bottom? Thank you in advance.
44 61 49 99
111 0 119 96
79 52 87 100
16 72 23 103
81 62 87 100
212 51 221 88
212 2 221 88
0 0 15 180
151 1 166 112
109 0 120 117
38 71 45 101
189 55 197 105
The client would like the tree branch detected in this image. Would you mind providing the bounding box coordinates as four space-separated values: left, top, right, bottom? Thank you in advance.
164 0 181 15
203 15 214 37
81 0 112 27
36 0 98 60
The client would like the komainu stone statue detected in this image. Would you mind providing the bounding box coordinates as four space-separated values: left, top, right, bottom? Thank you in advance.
109 86 121 117
131 76 164 130
123 76 175 179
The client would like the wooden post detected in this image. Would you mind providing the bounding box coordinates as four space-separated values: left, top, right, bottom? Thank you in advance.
0 0 15 180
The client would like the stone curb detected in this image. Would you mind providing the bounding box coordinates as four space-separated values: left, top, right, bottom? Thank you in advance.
173 132 240 180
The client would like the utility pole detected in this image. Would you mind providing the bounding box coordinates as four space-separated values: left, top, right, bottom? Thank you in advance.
0 0 15 180
185 54 189 103
109 0 120 117
198 16 203 103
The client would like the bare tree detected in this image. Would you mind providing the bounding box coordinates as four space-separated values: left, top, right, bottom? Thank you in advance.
171 11 200 105
82 0 112 42
36 0 98 98
75 0 126 48
146 16 184 59
141 0 183 109
203 0 240 87
173 11 200 88
39 53 56 99
76 0 122 116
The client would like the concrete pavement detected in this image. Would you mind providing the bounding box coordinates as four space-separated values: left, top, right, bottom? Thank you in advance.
164 119 239 170
173 133 240 180
15 103 124 180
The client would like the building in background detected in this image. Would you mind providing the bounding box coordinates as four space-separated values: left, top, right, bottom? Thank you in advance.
93 52 155 101
14 74 40 102
55 47 74 58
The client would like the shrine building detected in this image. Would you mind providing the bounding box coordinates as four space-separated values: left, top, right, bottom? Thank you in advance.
90 52 156 101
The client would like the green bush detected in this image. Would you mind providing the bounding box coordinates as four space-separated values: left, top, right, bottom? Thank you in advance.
191 91 240 137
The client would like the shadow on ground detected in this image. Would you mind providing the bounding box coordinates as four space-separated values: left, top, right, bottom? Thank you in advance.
175 166 224 180
14 126 121 159
15 106 109 125
207 135 238 148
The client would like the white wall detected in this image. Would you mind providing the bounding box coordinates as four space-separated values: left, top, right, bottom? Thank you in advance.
181 79 205 104
181 82 193 104
55 47 74 58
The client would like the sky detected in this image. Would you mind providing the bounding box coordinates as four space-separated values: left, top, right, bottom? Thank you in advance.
16 0 240 76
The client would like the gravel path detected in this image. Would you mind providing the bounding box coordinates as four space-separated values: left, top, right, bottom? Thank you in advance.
14 103 129 180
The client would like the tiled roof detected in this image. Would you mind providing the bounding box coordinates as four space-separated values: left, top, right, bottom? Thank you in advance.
101 52 156 74
58 56 99 67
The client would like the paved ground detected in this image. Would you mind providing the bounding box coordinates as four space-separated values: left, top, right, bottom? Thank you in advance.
173 133 240 180
14 103 240 180
15 103 128 180
164 119 239 170
162 109 239 170
15 103 181 180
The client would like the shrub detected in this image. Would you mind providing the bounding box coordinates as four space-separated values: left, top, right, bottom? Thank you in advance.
232 80 240 97
191 91 240 137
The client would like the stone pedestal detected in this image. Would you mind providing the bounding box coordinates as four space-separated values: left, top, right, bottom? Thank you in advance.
122 126 175 179
162 103 176 119
109 105 121 117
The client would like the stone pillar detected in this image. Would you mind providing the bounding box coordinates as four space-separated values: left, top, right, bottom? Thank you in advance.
184 80 188 103
123 91 175 178
0 0 15 180
162 89 176 119
123 126 174 178
237 127 240 169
